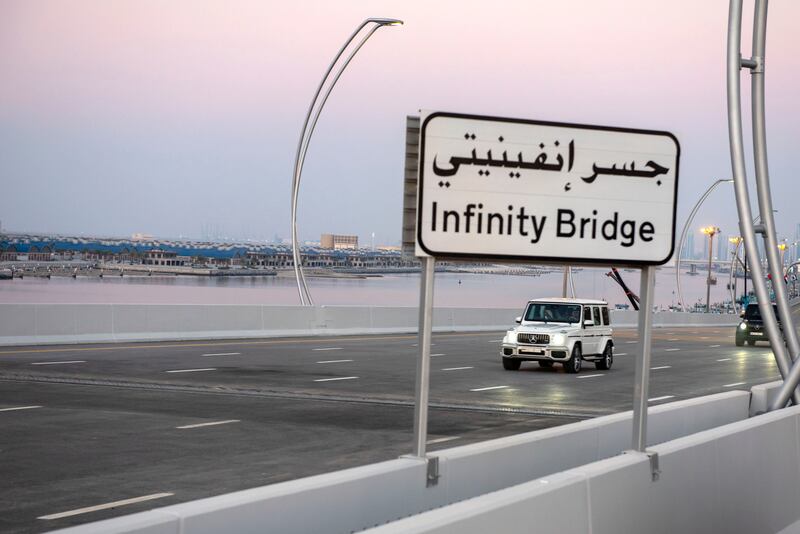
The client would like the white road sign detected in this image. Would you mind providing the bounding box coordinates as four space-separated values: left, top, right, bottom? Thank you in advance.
416 111 680 265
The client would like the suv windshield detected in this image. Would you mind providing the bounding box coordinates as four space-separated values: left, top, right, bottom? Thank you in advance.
744 303 779 321
524 303 582 323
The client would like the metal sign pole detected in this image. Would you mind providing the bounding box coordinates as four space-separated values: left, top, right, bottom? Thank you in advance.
631 265 655 452
412 255 435 458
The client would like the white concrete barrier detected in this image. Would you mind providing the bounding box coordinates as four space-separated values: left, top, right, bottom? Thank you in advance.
362 405 800 534
50 391 750 534
0 304 737 346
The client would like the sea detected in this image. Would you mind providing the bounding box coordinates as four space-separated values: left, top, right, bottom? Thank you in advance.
0 266 736 310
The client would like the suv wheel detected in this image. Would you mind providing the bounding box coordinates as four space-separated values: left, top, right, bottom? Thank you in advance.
502 357 522 371
735 336 744 347
595 343 613 370
564 344 582 374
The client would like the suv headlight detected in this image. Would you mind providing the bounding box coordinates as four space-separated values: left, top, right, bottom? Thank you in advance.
504 331 516 343
551 333 566 346
739 323 747 330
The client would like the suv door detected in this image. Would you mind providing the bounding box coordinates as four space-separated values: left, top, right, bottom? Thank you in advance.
589 306 603 354
581 306 595 353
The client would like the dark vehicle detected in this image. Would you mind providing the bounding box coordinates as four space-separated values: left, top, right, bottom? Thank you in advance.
736 303 780 346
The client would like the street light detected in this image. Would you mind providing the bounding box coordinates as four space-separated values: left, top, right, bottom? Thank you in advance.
701 226 720 313
675 179 733 312
291 18 403 306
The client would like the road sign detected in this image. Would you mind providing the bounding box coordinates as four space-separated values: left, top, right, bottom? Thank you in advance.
415 111 680 266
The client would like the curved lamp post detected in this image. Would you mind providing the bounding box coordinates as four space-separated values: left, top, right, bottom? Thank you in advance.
291 18 403 306
675 179 733 312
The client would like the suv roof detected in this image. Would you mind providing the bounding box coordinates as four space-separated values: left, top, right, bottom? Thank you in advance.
528 297 608 305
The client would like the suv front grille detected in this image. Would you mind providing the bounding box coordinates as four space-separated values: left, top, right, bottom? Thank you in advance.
518 333 550 345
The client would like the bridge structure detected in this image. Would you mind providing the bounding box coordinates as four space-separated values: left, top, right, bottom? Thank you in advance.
5 1 800 533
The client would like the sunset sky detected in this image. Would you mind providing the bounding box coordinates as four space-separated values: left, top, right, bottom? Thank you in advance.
2 1 799 249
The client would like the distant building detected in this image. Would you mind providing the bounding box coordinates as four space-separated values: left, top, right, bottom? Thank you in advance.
131 233 154 241
321 234 358 250
143 249 186 267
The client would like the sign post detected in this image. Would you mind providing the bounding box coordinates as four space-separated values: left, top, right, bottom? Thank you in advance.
403 111 679 484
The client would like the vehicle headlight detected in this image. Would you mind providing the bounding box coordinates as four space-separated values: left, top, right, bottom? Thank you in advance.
504 331 515 343
551 333 566 346
739 323 748 330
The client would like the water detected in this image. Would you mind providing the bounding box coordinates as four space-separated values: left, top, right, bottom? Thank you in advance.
0 266 735 310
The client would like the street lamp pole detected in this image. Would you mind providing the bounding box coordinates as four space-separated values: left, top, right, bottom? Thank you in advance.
702 226 720 312
675 179 733 312
291 18 403 306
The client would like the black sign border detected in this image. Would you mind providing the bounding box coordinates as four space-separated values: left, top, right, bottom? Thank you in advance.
416 111 681 267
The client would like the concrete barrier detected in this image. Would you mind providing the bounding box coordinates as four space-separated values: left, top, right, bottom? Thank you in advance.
50 391 750 534
362 405 800 534
0 304 738 346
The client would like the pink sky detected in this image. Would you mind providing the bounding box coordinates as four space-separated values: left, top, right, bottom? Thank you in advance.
1 1 799 246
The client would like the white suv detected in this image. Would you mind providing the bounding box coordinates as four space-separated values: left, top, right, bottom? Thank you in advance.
500 298 613 374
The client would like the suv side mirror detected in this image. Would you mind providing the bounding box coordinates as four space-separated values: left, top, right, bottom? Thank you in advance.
583 320 594 327
515 316 522 324
739 310 745 318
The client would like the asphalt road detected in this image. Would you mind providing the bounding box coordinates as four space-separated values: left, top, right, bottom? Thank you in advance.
0 324 783 532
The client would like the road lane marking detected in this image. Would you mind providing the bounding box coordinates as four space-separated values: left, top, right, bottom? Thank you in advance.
176 420 240 429
470 385 509 392
651 366 672 370
316 359 353 364
431 353 446 357
667 332 676 335
427 436 461 445
724 382 746 388
313 347 343 351
38 493 174 520
668 338 679 341
664 348 681 352
649 395 675 402
165 368 216 373
0 332 501 355
709 345 721 348
616 353 628 356
625 341 637 344
717 358 732 362
314 376 359 382
488 340 503 343
0 405 42 412
442 366 474 371
202 352 240 357
577 374 604 379
31 360 86 366
700 336 709 340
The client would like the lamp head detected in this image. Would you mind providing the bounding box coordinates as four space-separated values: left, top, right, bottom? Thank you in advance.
368 18 404 26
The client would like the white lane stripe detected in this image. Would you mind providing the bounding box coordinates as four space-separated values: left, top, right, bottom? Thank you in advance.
625 341 637 344
470 385 509 392
717 358 732 362
668 338 679 341
442 366 473 371
616 353 628 356
176 419 240 429
724 382 746 388
313 347 343 351
651 366 672 370
709 344 721 348
431 353 446 357
165 368 216 373
577 374 605 379
38 493 174 520
202 352 240 357
0 405 42 412
488 340 502 343
31 360 86 365
314 376 359 382
427 436 461 445
664 348 681 352
316 359 353 364
649 395 675 402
